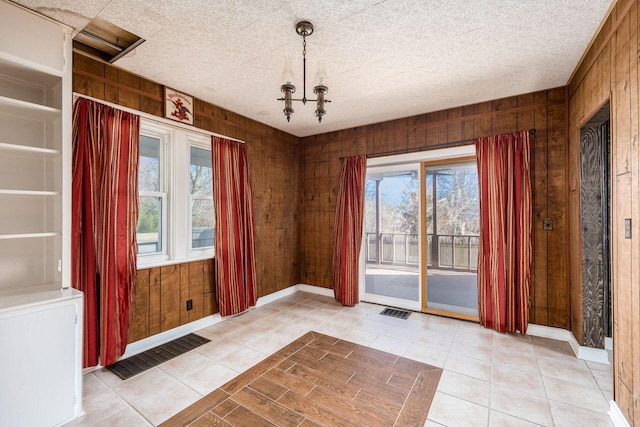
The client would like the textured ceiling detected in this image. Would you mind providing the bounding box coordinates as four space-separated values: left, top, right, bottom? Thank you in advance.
13 0 614 137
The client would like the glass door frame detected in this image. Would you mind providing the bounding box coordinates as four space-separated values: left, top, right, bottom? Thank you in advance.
359 145 477 315
420 156 480 322
360 162 422 312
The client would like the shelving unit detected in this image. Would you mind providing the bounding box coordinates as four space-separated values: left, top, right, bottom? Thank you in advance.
0 2 69 293
0 1 81 425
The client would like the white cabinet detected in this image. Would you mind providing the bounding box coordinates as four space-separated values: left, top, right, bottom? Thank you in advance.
0 2 81 425
0 288 83 426
0 0 72 292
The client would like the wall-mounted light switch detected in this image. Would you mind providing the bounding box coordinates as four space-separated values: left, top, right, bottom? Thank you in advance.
625 218 632 239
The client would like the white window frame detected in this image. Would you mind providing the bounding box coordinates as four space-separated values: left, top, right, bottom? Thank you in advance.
187 134 215 258
137 121 171 266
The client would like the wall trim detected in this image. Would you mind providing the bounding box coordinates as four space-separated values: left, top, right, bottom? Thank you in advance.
609 400 631 427
526 324 610 364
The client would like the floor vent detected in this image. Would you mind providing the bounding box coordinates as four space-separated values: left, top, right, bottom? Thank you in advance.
106 333 210 380
380 307 411 320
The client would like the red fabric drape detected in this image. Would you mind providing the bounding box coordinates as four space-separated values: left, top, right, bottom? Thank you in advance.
332 155 367 306
211 136 257 317
72 98 140 367
475 130 532 334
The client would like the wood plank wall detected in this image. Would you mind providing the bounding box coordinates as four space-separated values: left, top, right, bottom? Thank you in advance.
72 52 301 301
568 0 639 423
129 259 216 343
300 88 571 329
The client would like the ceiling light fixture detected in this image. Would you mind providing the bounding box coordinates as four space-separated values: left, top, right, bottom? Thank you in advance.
278 20 330 123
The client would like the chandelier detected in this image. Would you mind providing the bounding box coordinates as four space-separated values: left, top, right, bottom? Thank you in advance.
278 20 330 123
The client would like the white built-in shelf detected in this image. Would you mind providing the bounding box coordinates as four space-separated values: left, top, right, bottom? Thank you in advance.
0 142 60 155
0 95 60 120
0 54 62 86
0 232 61 240
0 189 60 196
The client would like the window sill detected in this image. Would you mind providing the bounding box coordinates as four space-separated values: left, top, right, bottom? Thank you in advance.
137 253 214 270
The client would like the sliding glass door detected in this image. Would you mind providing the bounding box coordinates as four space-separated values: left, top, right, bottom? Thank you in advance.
362 164 421 311
422 159 479 319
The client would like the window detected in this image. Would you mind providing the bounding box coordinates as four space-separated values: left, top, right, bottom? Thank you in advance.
189 146 214 249
137 133 166 255
135 118 215 268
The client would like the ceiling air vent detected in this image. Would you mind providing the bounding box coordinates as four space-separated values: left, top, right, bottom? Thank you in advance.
73 17 144 63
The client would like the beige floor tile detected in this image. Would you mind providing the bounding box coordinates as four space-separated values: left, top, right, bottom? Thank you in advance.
404 342 448 367
216 345 267 372
587 360 612 372
490 363 546 397
490 383 553 426
443 353 491 381
92 367 127 389
491 347 540 374
69 291 614 427
92 407 151 427
355 317 420 341
591 368 613 392
370 334 412 355
195 337 244 361
449 339 492 361
65 384 128 426
111 368 201 425
412 329 455 352
543 376 610 414
454 327 493 346
338 327 378 346
158 350 214 380
537 358 597 386
549 401 614 427
488 410 542 427
427 391 489 427
181 361 239 395
437 370 490 406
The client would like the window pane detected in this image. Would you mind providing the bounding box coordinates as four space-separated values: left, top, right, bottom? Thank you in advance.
191 198 214 248
139 135 160 192
137 196 162 254
190 146 212 195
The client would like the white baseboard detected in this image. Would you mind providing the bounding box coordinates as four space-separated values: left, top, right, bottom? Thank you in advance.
526 324 610 364
115 284 333 362
297 284 334 297
609 401 631 427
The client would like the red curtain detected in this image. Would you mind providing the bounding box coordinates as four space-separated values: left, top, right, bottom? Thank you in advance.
72 98 140 367
211 136 257 316
475 130 532 334
332 155 367 306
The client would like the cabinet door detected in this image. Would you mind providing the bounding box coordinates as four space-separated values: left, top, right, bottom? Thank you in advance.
0 302 78 426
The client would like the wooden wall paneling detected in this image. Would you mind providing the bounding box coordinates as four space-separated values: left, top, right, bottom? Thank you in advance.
74 53 302 305
530 105 549 326
546 100 570 328
160 264 182 331
203 259 217 316
630 3 640 422
612 7 634 421
188 261 205 323
149 267 161 336
128 269 150 343
180 263 189 325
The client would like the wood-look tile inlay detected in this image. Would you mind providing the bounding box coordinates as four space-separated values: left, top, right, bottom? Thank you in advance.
160 331 442 427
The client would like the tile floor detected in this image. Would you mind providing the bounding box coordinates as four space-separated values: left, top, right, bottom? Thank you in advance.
65 291 614 427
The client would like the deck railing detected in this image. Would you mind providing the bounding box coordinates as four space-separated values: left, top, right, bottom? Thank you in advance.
365 232 478 272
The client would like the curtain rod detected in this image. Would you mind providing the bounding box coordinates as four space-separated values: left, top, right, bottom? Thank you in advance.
73 93 246 144
339 128 536 161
